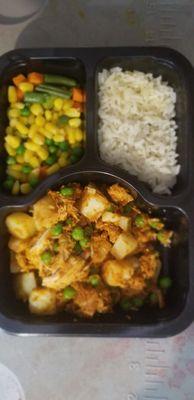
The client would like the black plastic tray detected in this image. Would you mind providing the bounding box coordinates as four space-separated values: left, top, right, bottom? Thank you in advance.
0 47 194 337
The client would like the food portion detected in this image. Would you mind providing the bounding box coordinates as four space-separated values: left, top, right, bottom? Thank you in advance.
6 183 173 318
98 68 180 194
4 73 86 195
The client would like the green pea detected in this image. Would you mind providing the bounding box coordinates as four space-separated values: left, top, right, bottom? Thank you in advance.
45 138 54 146
20 106 30 116
29 177 39 188
60 187 74 196
66 218 73 225
123 204 132 215
70 154 79 164
80 238 89 249
45 154 57 166
120 298 131 311
72 226 85 241
41 251 52 265
49 145 58 154
63 286 76 300
132 297 144 308
53 241 59 253
72 146 84 157
149 293 158 304
7 156 16 165
16 144 25 155
88 274 100 287
73 242 82 255
158 276 172 289
58 141 70 151
3 177 14 190
135 214 145 228
51 223 63 237
22 164 32 174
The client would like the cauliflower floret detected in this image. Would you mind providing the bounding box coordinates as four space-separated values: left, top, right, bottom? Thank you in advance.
91 235 111 264
107 184 134 205
80 185 110 222
111 233 138 259
102 257 139 289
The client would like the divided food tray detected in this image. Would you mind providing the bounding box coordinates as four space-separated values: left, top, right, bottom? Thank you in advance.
0 47 194 337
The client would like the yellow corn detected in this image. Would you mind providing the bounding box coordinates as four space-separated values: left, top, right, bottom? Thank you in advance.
35 115 45 127
25 141 39 152
11 102 24 110
38 147 49 161
24 150 34 163
8 86 17 103
16 155 25 164
5 143 16 156
29 124 38 137
20 183 31 194
29 168 39 180
47 163 60 175
54 98 63 111
63 99 73 111
65 108 80 118
45 110 52 121
58 153 68 167
5 135 21 149
15 122 28 136
53 134 64 143
45 123 57 135
32 133 45 145
8 108 20 118
18 82 34 93
28 114 35 125
9 164 22 172
66 126 76 145
30 103 44 116
19 116 29 125
28 156 40 168
59 127 66 139
6 126 13 135
39 128 52 138
12 180 20 195
68 118 82 128
52 112 59 122
9 118 18 128
75 128 84 142
7 169 22 180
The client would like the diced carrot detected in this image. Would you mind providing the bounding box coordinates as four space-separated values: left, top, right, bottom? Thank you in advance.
16 87 24 101
27 72 44 85
12 74 26 87
72 87 84 103
73 101 84 112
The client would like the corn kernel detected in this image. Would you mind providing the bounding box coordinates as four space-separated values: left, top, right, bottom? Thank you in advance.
18 82 34 93
25 141 39 152
63 99 73 111
29 168 39 180
20 183 31 194
35 115 45 127
58 153 68 167
40 128 52 138
8 108 20 118
29 124 38 137
38 147 49 161
32 133 45 145
45 110 52 121
28 156 40 168
45 123 57 135
24 150 34 163
6 126 13 135
66 126 76 145
8 86 17 103
16 155 25 164
65 108 80 118
12 180 20 195
15 122 28 136
5 143 16 156
47 163 60 175
5 135 21 149
30 103 44 116
10 164 22 172
7 169 22 180
54 98 63 111
53 134 64 143
75 128 83 142
28 114 35 125
68 118 82 128
11 102 24 110
52 112 59 122
19 116 29 125
9 118 18 128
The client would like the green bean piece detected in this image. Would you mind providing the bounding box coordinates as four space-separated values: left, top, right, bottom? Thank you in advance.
44 74 77 87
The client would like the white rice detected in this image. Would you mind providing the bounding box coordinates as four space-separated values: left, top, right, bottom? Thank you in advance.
98 67 180 194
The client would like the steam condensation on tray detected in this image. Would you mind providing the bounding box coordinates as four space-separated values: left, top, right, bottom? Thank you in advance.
98 68 180 194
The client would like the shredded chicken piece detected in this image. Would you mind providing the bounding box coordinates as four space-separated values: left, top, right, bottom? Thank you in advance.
33 194 63 230
107 184 134 205
91 234 112 264
140 252 161 280
15 252 35 272
49 190 79 222
96 220 121 243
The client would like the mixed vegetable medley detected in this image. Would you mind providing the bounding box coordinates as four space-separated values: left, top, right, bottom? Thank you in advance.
4 72 85 195
6 183 173 318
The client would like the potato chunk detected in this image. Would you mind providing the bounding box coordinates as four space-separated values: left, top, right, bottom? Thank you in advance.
111 233 137 260
14 272 37 301
8 237 30 253
102 212 131 231
107 184 133 205
29 288 57 315
6 212 36 239
33 195 62 230
102 257 139 288
80 186 110 221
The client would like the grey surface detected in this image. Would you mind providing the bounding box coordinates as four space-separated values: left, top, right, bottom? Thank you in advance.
0 1 194 399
